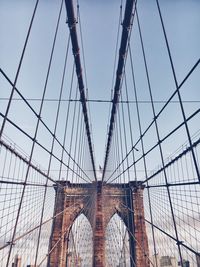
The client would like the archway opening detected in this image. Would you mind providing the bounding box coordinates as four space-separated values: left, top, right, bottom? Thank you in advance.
105 213 131 267
67 214 93 267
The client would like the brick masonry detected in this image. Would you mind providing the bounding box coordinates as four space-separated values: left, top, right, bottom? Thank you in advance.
47 181 150 267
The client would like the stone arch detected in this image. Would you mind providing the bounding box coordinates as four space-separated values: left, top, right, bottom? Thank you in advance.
105 213 131 266
105 210 127 229
103 184 130 229
47 182 96 267
115 208 130 229
48 181 150 267
67 213 93 266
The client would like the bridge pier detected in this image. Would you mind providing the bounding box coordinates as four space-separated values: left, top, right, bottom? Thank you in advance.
47 181 149 267
126 185 136 267
47 185 67 267
93 182 105 267
133 185 150 267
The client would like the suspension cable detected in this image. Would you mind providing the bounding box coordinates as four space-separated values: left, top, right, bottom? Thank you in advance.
64 0 96 181
102 0 135 181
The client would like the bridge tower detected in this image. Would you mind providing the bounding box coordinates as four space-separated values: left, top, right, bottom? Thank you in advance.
47 181 150 267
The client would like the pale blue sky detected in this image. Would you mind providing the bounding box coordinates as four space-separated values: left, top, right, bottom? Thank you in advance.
0 0 200 178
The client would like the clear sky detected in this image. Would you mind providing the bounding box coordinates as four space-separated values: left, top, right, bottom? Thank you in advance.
0 0 200 178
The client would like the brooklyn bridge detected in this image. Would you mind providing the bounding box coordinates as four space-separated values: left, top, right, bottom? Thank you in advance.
0 0 200 266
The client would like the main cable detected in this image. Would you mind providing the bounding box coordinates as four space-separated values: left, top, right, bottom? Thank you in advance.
65 0 97 181
102 0 135 181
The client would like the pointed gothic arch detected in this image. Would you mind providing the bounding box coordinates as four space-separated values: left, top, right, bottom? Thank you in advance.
48 181 150 267
105 213 131 266
67 213 93 266
47 182 96 267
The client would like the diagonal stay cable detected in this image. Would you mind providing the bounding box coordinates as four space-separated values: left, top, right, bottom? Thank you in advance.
0 138 59 186
120 202 200 259
0 115 92 183
0 194 89 251
64 0 96 181
0 68 91 182
0 0 39 139
108 98 200 184
156 0 200 183
106 57 200 183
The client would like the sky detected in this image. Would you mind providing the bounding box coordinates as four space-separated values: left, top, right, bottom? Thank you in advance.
0 0 200 177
